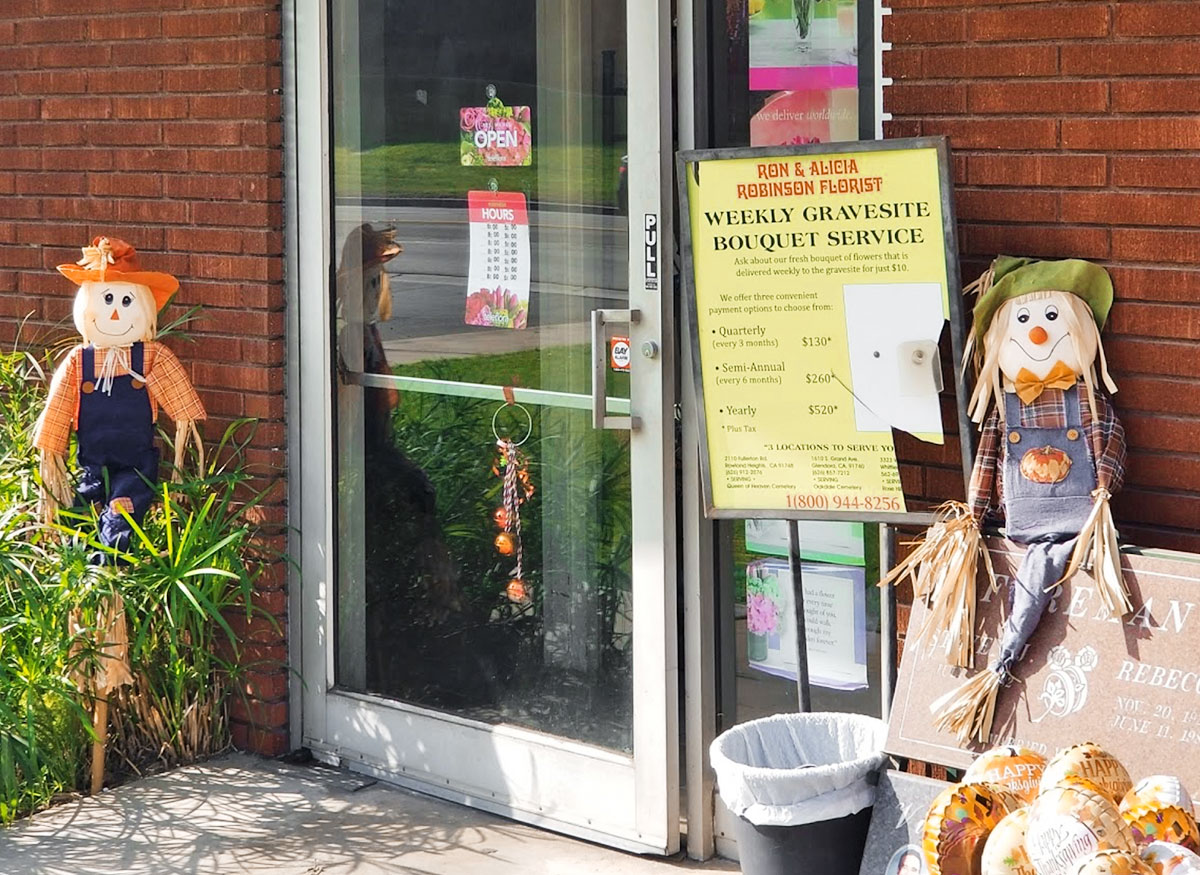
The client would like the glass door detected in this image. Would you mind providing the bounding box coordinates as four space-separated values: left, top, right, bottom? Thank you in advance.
292 0 676 853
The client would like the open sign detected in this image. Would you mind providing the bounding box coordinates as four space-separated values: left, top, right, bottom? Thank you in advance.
474 129 519 150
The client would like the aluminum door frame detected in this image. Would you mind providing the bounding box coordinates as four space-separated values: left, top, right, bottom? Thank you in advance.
284 0 679 854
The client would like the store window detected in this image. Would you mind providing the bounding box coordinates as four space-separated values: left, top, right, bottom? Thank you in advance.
705 0 884 731
709 0 876 150
329 1 636 751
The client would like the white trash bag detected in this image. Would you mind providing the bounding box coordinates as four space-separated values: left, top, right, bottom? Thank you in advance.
710 712 888 827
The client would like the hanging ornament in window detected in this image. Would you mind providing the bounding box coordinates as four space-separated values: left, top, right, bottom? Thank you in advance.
491 400 534 603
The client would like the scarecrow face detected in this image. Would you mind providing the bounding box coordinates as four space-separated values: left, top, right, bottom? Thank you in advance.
75 281 155 348
996 290 1087 382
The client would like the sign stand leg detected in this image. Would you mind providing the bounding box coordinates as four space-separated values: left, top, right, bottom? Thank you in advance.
787 520 812 713
880 524 897 721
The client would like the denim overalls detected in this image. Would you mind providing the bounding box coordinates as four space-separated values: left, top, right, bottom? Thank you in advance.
75 343 159 557
995 384 1096 675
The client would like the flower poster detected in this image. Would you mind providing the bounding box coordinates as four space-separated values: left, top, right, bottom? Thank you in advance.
748 0 857 92
460 98 532 167
745 558 868 691
749 88 859 147
465 191 531 330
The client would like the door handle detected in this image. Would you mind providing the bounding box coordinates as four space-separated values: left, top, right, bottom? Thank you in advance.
591 308 642 430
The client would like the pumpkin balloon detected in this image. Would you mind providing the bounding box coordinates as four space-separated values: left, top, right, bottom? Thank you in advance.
1026 782 1137 875
965 746 1046 803
1123 805 1200 852
1143 842 1200 875
1041 744 1133 806
1070 851 1156 875
1123 778 1196 819
982 806 1035 875
924 782 1022 875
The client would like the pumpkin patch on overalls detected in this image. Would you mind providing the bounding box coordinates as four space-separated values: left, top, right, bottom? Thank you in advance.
1019 445 1072 485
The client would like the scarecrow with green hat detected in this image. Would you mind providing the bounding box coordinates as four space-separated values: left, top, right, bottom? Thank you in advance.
884 256 1130 744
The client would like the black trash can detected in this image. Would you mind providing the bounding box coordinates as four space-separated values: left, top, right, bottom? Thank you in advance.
710 712 887 875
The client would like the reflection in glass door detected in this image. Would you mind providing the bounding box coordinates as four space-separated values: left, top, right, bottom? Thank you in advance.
333 0 634 750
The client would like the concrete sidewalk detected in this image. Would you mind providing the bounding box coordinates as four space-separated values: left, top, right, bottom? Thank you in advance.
1 753 738 875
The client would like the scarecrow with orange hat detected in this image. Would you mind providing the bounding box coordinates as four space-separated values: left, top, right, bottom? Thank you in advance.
883 256 1130 744
336 223 403 446
34 236 206 560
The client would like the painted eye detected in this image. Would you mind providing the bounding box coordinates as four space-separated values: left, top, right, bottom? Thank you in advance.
104 292 114 305
1016 307 1030 324
1045 304 1059 321
121 295 133 308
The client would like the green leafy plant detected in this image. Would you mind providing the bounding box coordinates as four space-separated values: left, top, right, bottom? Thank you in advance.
351 347 635 747
0 331 281 822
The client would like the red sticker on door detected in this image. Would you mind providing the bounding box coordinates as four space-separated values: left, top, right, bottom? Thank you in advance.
610 336 632 372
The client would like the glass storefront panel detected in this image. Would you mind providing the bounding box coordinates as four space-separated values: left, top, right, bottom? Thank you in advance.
718 521 883 728
705 0 884 732
330 1 635 751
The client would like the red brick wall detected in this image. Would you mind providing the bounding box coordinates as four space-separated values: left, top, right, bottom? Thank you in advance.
884 0 1200 554
0 1 289 756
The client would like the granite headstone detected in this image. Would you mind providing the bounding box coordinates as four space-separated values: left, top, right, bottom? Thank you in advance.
858 770 948 875
887 540 1200 778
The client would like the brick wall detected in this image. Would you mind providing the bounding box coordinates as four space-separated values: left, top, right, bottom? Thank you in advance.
0 1 289 756
884 0 1200 555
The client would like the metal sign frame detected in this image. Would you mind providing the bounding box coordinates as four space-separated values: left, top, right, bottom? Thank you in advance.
676 136 972 526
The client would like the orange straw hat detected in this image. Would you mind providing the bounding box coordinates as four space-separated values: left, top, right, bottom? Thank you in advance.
337 224 403 276
57 236 179 311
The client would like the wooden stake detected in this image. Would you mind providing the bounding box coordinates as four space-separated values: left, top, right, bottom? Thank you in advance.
90 697 108 795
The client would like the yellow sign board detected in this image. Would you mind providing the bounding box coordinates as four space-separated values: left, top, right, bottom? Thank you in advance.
679 138 969 522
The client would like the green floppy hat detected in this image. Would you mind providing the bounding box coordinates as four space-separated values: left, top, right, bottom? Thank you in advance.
972 256 1113 340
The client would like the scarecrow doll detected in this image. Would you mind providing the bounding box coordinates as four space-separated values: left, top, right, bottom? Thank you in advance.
884 256 1130 743
34 237 206 558
336 223 402 447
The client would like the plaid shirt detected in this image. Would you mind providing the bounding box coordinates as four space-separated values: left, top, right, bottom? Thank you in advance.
34 342 207 456
968 382 1126 524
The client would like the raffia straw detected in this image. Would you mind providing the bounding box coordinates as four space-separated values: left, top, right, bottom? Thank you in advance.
172 419 205 481
961 265 996 375
190 420 206 476
879 501 995 668
1054 488 1131 618
39 450 72 523
930 667 1001 744
95 593 134 694
173 420 188 481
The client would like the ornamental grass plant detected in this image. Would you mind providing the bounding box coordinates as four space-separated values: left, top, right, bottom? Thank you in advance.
0 336 278 823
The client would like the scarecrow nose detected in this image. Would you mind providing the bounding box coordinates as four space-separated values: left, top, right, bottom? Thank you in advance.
1028 325 1048 345
110 309 120 321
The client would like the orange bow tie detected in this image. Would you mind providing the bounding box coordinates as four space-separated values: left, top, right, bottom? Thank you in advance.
1012 361 1079 404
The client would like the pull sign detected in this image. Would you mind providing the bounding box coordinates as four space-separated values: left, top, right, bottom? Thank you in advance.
610 336 632 372
644 213 659 290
